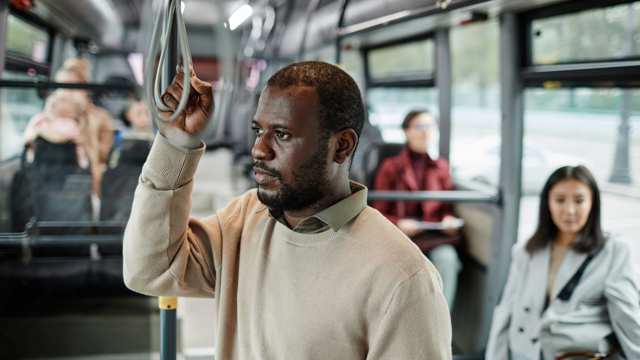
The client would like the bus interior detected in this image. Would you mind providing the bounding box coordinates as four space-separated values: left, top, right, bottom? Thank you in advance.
0 0 638 358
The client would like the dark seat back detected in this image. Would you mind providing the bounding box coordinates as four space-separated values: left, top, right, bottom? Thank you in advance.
115 138 151 166
11 138 92 231
100 139 151 221
363 142 405 189
349 119 383 185
32 138 78 165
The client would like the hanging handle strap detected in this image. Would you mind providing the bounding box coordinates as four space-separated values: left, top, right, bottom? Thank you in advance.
145 0 193 125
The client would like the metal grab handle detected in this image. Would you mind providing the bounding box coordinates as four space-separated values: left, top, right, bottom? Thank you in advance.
159 296 178 360
145 0 192 125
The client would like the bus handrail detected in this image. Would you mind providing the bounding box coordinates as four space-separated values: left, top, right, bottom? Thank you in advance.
367 190 498 203
0 79 136 91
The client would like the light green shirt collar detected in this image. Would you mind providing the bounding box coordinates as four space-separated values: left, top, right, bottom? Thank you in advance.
313 182 367 232
271 181 367 233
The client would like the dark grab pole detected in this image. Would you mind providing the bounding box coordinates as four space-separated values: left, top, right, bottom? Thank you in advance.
159 296 178 360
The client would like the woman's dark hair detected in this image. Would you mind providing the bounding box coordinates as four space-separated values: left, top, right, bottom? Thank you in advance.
401 109 431 130
119 94 143 128
120 108 131 127
526 165 607 254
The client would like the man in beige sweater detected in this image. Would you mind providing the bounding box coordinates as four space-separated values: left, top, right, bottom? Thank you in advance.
123 61 452 359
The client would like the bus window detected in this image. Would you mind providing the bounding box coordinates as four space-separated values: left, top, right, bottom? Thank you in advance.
304 45 335 63
368 39 434 81
0 80 44 161
364 37 436 144
449 19 500 188
530 2 640 65
338 43 365 93
367 87 437 144
5 13 49 63
520 87 640 273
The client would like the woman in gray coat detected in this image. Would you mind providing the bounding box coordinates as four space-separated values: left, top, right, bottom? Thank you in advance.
486 165 640 360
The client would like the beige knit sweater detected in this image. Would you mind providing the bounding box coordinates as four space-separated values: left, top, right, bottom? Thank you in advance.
123 134 452 359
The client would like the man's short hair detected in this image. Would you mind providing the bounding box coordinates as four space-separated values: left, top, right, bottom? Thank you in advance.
267 61 365 137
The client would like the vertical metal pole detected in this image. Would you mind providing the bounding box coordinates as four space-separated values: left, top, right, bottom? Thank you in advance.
334 0 350 65
435 28 452 161
608 91 632 184
478 12 525 351
298 0 321 60
49 34 66 76
609 5 634 184
361 47 370 94
0 0 7 74
159 296 178 360
0 0 9 161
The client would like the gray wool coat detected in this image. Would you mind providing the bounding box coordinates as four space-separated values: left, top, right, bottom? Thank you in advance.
486 238 640 360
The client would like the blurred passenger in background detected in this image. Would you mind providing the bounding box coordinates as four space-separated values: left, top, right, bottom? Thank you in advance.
24 90 87 167
55 57 114 195
372 109 463 308
119 98 153 141
486 165 640 360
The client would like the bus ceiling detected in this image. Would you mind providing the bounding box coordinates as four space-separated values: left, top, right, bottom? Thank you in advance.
8 0 576 59
279 0 572 58
23 0 126 50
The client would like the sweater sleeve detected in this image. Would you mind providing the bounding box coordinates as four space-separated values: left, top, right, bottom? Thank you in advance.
604 241 640 358
123 133 219 297
366 268 452 359
371 159 400 224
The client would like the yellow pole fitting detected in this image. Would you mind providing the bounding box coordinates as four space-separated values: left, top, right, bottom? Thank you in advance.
159 296 178 310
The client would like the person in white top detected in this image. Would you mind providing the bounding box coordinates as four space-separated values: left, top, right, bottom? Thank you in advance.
486 165 640 360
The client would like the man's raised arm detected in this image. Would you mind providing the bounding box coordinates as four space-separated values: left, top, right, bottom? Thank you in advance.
122 69 218 297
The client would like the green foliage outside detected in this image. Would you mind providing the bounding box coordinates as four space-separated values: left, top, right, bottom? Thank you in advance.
368 40 434 79
532 3 640 64
6 15 48 61
365 3 640 117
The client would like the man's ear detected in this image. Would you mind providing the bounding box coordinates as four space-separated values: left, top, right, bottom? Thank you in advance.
333 129 358 164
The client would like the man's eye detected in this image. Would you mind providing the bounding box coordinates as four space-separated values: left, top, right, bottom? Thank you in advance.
275 131 291 140
252 126 263 135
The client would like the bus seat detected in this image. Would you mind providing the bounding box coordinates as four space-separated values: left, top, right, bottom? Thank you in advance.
109 137 150 166
32 138 78 165
10 137 92 231
350 119 383 185
100 139 151 221
361 142 404 188
454 203 495 267
451 202 497 353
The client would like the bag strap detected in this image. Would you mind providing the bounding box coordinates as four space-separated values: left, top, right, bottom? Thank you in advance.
555 244 625 359
557 247 602 301
20 144 29 168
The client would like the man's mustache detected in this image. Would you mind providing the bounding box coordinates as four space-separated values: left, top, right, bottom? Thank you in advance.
252 162 281 179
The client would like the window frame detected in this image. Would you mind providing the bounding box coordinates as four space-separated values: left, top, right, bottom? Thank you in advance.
4 7 54 77
362 32 436 88
518 0 640 88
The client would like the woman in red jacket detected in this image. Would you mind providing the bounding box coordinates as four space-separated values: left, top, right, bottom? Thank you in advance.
373 109 462 308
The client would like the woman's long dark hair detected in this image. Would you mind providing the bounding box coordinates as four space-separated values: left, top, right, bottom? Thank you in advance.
526 165 607 254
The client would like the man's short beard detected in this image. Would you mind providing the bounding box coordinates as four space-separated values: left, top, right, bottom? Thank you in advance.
256 135 330 211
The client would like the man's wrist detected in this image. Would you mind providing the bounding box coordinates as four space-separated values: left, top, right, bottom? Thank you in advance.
161 126 204 150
